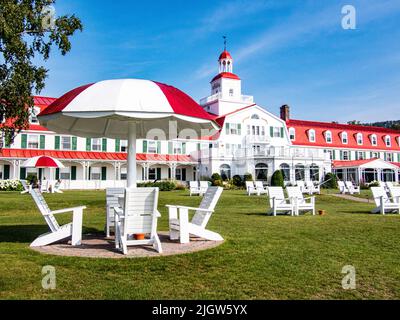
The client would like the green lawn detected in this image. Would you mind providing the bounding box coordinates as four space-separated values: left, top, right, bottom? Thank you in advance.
0 189 399 300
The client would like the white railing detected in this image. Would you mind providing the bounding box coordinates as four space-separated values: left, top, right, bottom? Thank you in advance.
200 93 254 106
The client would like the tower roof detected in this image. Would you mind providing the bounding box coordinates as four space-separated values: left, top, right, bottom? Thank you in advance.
219 50 233 60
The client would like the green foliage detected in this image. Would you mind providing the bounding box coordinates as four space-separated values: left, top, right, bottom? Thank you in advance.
322 172 338 189
271 170 284 187
211 173 223 186
26 174 38 186
137 180 178 191
0 0 83 144
0 180 23 191
232 175 243 187
243 173 253 182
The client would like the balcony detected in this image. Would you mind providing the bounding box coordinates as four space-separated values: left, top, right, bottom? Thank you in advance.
199 93 254 106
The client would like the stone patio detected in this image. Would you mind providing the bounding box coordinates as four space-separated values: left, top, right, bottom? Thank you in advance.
31 232 224 259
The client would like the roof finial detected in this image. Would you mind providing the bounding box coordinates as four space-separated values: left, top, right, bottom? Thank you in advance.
223 35 227 51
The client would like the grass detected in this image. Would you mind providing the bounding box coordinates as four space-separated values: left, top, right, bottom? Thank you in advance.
0 189 400 300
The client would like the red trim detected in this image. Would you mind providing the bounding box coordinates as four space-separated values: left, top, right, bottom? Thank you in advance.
0 149 194 163
211 72 240 82
38 83 94 116
219 50 233 60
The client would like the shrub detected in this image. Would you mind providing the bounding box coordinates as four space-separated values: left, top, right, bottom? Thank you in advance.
232 175 243 187
271 170 284 187
243 173 253 182
322 172 337 189
211 173 223 186
367 181 380 188
137 180 177 191
0 180 23 192
26 174 38 186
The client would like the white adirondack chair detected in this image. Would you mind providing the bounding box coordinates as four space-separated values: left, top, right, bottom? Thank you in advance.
337 181 347 194
246 181 258 196
114 188 162 254
189 181 201 196
255 181 268 195
20 180 32 194
199 181 209 195
267 187 295 216
105 187 125 237
345 181 360 195
306 181 320 195
371 187 400 214
53 180 64 194
30 189 86 247
286 186 316 216
40 180 49 193
296 181 311 194
166 187 223 244
389 186 400 204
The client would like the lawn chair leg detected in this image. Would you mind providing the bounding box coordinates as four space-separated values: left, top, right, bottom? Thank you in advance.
179 208 190 244
153 234 163 253
71 208 83 246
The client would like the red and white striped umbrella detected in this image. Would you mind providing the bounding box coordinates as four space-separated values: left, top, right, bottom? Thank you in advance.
38 79 218 187
22 156 65 168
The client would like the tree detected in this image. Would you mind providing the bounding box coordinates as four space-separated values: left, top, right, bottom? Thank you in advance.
322 172 337 189
0 0 83 145
271 170 284 187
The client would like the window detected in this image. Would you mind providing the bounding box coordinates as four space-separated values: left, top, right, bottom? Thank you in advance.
385 153 394 162
255 163 268 181
356 133 363 145
272 127 282 138
174 142 184 154
325 131 332 143
0 133 4 149
60 167 71 180
371 152 379 159
341 132 348 144
356 151 365 160
310 164 320 181
289 128 296 141
91 138 102 151
120 140 128 152
342 150 349 160
251 114 260 120
61 136 71 150
280 163 290 182
148 141 158 154
28 135 39 149
220 164 231 180
308 129 316 143
148 168 157 180
295 164 305 180
91 167 101 180
325 150 334 160
229 89 234 97
370 134 377 146
226 123 241 135
385 135 391 147
120 167 127 180
29 107 40 124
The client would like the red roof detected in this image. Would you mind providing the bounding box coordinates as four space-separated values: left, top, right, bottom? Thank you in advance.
34 96 57 108
0 149 195 163
287 119 400 151
211 72 240 82
332 159 379 168
219 50 233 60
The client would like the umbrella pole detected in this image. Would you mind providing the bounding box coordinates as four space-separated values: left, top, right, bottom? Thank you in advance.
127 122 137 188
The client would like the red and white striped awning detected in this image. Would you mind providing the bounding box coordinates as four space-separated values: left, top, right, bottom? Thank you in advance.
22 156 65 168
38 79 218 139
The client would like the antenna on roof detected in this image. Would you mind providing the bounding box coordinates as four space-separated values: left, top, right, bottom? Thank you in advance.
223 36 227 51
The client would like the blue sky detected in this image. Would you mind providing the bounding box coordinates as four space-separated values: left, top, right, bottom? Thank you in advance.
40 0 400 123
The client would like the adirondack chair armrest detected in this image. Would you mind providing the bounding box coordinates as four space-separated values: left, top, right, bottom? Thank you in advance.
155 210 162 218
166 205 214 213
50 206 87 215
114 206 124 217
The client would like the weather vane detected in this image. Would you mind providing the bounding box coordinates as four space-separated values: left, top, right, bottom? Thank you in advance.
223 36 227 51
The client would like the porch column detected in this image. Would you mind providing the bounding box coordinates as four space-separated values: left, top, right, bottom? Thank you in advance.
377 169 382 182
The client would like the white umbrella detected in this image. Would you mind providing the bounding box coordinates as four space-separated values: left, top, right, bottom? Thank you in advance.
22 155 65 168
38 79 219 187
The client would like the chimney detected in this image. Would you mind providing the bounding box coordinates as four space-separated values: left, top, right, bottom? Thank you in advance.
280 105 290 122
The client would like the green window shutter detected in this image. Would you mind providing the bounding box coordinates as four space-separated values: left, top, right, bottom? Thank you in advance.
197 143 201 151
168 142 173 154
143 140 148 153
71 166 77 181
270 127 274 137
3 165 10 180
226 123 230 135
20 168 26 179
355 152 359 160
54 136 60 150
21 134 27 149
280 127 284 138
237 124 242 135
72 137 77 151
182 143 186 154
115 139 121 152
40 135 46 149
101 167 107 181
156 168 161 180
55 168 60 180
157 141 161 154
363 152 367 160
88 167 91 180
86 138 91 151
102 138 107 152
348 151 352 160
332 150 336 160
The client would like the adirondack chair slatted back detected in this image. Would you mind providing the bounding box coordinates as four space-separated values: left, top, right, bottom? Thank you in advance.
200 181 209 189
268 187 285 207
30 189 60 232
106 188 125 215
306 181 314 188
386 182 394 189
21 180 29 191
192 187 223 228
286 187 305 204
296 181 305 188
246 181 254 189
337 181 345 190
255 181 264 189
389 187 400 202
123 188 159 235
371 187 390 205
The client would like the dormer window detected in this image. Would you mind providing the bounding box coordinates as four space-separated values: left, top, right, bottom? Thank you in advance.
308 129 316 143
29 107 40 124
385 135 391 147
251 114 260 120
356 133 363 145
370 134 378 146
289 128 296 141
229 89 234 97
341 132 348 144
325 131 332 143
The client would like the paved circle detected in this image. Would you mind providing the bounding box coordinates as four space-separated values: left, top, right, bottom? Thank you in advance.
31 232 224 259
